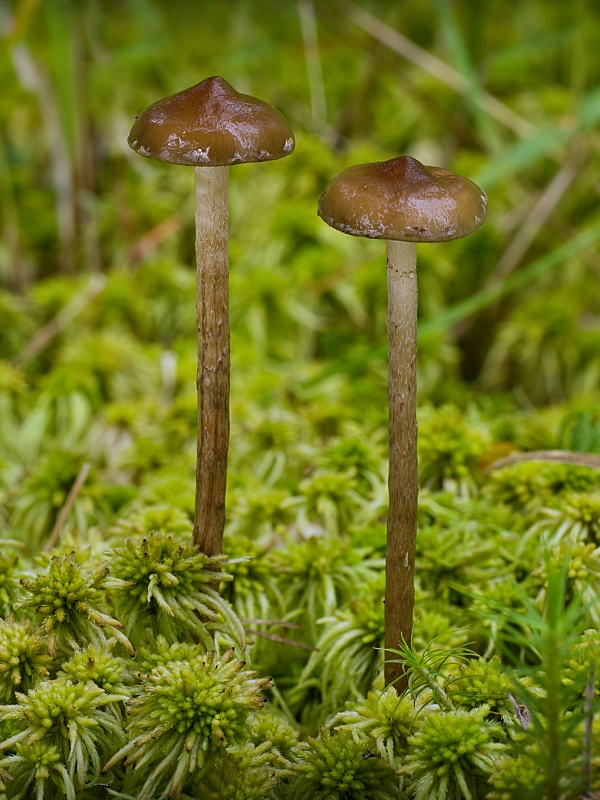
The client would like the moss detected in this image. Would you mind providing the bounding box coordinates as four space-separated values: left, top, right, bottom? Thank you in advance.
286 729 400 800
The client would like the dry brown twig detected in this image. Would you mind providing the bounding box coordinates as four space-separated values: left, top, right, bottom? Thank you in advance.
45 463 92 553
240 618 300 629
508 693 531 731
13 275 106 366
486 450 600 474
245 629 318 651
129 214 182 266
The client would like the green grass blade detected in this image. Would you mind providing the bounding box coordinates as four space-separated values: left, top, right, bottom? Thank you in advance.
418 222 600 338
301 223 600 387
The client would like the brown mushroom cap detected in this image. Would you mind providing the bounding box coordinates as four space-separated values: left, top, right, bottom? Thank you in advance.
128 76 295 167
318 156 487 242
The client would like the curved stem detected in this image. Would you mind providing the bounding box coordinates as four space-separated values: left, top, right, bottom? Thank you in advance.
193 166 230 556
384 239 418 692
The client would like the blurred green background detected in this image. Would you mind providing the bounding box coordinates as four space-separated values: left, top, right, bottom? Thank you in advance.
2 0 600 405
3 0 600 762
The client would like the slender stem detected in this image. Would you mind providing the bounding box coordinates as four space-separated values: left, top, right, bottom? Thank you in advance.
384 239 418 691
193 166 230 556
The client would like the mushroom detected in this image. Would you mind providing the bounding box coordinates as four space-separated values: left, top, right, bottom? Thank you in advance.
129 76 295 556
318 155 486 690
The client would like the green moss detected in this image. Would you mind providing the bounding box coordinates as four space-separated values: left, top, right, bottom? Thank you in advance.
105 650 271 800
108 531 244 652
15 553 133 657
286 729 400 800
0 618 51 702
334 686 416 767
0 677 127 797
404 705 505 800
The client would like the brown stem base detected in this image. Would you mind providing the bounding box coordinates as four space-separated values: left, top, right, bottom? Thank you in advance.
384 239 418 692
193 166 230 556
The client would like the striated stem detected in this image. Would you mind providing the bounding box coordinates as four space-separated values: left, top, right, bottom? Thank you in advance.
384 239 418 692
193 166 230 555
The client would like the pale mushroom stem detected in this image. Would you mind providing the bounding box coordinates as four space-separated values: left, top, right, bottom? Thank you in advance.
193 165 230 556
384 239 418 692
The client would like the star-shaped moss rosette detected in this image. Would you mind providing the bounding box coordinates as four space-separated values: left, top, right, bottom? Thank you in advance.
196 739 294 799
0 618 51 703
248 709 299 765
446 656 519 726
58 640 131 697
107 531 246 652
286 729 400 800
0 677 128 797
103 649 271 800
334 686 416 769
135 634 207 674
195 748 277 800
487 752 545 800
15 552 134 657
0 740 65 800
402 705 505 799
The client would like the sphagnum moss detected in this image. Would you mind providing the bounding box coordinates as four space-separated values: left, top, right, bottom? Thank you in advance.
486 751 544 800
248 709 299 764
108 531 245 652
403 705 505 800
58 640 130 696
0 677 127 798
195 740 291 799
286 729 400 800
562 629 600 699
0 740 67 800
445 657 517 726
0 549 22 618
15 552 134 657
135 634 207 673
334 686 416 768
0 618 51 702
103 649 271 800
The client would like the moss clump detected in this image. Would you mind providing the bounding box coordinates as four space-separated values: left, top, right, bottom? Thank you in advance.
486 752 544 800
15 552 133 657
404 705 505 800
446 657 517 725
0 677 127 797
58 640 129 696
104 649 271 800
0 618 51 702
334 686 416 767
108 531 244 651
286 729 400 800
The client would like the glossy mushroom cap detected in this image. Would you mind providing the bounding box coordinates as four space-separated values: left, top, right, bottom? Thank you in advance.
318 156 487 242
128 76 295 166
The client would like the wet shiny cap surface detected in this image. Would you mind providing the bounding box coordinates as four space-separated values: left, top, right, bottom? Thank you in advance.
128 76 295 166
318 156 487 242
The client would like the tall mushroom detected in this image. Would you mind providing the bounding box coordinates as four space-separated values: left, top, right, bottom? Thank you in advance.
128 76 295 556
318 155 486 691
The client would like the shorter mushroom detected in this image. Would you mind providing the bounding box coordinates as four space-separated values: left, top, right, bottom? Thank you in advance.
318 155 486 691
